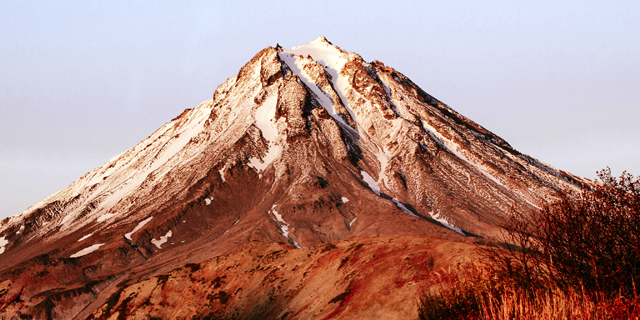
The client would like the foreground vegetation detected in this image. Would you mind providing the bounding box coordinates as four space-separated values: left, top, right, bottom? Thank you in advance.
420 169 640 319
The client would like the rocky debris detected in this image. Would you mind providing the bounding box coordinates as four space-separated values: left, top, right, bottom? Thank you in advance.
88 236 479 320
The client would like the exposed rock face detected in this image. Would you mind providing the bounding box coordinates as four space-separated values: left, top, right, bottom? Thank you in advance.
0 37 588 318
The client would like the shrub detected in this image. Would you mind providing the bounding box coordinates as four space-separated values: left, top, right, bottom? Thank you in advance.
419 169 640 319
539 169 640 296
492 168 640 297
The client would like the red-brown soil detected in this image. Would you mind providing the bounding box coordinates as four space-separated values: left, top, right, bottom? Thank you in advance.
89 236 478 320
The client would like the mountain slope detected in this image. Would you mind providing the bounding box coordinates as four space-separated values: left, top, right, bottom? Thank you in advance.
88 236 478 320
0 37 587 318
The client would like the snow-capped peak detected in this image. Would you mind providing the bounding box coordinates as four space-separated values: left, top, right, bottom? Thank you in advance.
279 37 360 132
285 36 348 72
299 36 338 50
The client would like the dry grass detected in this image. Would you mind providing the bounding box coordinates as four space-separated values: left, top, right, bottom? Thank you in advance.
479 284 640 320
419 170 640 319
419 264 640 320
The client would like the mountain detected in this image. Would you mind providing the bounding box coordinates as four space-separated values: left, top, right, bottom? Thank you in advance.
0 37 587 319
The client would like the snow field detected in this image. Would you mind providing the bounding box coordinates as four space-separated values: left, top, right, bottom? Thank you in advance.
151 230 172 249
254 93 279 142
360 171 381 196
0 237 8 254
270 205 300 248
78 234 93 242
70 243 104 258
248 93 282 175
125 217 153 241
392 198 417 217
428 211 465 236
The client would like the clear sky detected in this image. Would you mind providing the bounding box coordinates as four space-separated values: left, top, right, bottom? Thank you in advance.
1 1 639 219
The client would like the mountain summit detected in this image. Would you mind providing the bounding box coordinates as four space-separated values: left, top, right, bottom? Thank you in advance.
0 37 587 318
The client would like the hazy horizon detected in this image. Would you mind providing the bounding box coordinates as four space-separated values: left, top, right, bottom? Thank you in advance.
2 1 639 219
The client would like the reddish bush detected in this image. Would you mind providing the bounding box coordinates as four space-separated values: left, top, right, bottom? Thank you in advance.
419 169 640 319
495 168 640 297
540 169 640 296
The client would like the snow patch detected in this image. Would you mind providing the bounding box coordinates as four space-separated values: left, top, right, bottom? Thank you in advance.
204 197 213 205
124 217 153 241
392 198 417 217
97 212 118 223
349 217 357 227
151 230 172 249
16 225 24 235
77 234 93 242
428 211 465 235
248 93 282 175
341 196 349 203
218 169 226 182
361 171 380 196
269 205 300 248
70 243 104 258
254 94 279 142
247 144 282 174
0 237 8 254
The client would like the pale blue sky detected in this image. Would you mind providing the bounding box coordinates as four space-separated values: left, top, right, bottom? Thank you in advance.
1 1 639 219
